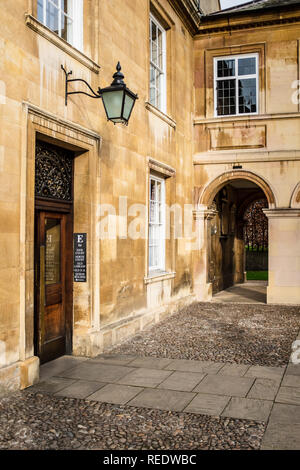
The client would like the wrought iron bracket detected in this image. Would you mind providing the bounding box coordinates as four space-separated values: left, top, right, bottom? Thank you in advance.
61 65 102 105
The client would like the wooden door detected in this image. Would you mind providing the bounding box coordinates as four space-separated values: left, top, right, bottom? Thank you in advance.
35 211 70 364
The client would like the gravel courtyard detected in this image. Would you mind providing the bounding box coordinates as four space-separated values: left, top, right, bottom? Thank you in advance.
110 302 300 366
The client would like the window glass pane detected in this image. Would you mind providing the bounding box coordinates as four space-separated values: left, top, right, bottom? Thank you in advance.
152 246 158 268
150 202 156 223
150 66 156 106
159 203 163 224
149 176 165 270
156 181 161 201
238 78 257 114
37 0 44 22
151 40 158 65
61 12 73 41
62 0 73 42
151 21 157 42
155 69 161 108
150 87 156 106
45 218 61 285
149 246 153 268
46 0 59 34
216 79 236 116
217 60 235 78
157 28 163 69
150 179 156 200
238 57 256 76
149 16 165 111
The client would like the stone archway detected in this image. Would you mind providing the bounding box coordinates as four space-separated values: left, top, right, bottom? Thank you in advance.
290 181 300 208
198 170 277 209
193 170 276 302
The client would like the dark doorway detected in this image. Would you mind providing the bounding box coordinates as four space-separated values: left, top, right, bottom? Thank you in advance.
209 179 269 296
34 141 74 364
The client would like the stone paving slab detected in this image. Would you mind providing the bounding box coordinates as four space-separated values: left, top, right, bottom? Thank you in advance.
217 364 250 377
128 388 195 412
248 378 280 401
40 355 88 380
31 377 77 394
245 365 286 381
267 402 300 424
87 384 143 405
89 354 137 366
261 422 300 450
261 403 300 450
276 386 300 405
117 368 172 388
222 397 273 422
194 374 254 398
55 380 107 399
59 363 135 383
165 359 224 374
129 357 173 370
282 374 300 387
286 364 300 376
184 393 230 416
157 371 206 392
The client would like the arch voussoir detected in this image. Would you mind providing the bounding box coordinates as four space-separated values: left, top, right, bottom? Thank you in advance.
198 170 277 209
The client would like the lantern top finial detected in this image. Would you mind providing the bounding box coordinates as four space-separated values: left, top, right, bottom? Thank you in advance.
111 62 125 86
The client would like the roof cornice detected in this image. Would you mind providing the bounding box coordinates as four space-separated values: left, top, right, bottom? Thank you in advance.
168 0 203 35
196 7 300 35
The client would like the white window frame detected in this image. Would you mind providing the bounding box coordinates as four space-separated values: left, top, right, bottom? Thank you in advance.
148 174 166 273
214 53 259 118
37 0 83 51
149 14 167 113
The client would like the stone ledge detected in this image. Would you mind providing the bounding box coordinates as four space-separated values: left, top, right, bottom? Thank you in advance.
25 14 100 74
194 112 300 126
193 149 300 165
145 102 176 129
144 271 176 284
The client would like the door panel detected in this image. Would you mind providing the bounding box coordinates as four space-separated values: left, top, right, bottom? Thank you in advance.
35 211 69 364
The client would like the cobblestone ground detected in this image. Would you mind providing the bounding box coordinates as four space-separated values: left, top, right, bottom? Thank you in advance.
0 392 265 450
111 303 300 366
0 302 299 450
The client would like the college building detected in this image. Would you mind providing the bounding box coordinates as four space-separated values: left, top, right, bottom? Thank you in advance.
0 0 300 392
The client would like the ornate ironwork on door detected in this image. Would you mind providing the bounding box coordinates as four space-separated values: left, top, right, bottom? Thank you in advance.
35 141 73 201
243 198 268 251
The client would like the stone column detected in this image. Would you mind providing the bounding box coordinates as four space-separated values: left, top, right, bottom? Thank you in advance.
193 207 217 301
264 209 300 304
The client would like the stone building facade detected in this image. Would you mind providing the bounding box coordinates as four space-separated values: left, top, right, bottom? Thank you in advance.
0 0 299 392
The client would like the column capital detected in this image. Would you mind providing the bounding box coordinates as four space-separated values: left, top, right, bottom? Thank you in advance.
193 209 217 221
263 209 300 219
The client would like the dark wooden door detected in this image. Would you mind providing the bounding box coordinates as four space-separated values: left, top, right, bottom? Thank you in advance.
35 210 71 364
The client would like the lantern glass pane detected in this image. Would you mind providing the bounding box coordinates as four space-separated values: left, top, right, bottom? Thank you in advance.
102 90 124 119
123 93 135 120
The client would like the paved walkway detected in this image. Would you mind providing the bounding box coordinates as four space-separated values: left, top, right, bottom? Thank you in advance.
31 348 300 449
212 281 267 304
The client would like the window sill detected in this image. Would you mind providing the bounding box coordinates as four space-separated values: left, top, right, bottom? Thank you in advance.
144 271 176 285
145 102 176 129
25 14 100 74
